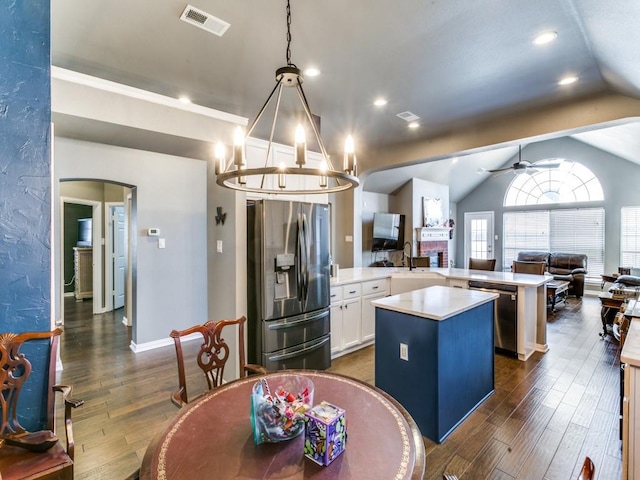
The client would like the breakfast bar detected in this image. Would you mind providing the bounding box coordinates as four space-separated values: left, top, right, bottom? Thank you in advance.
373 285 498 443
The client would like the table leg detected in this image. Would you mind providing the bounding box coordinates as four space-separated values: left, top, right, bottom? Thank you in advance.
600 306 608 337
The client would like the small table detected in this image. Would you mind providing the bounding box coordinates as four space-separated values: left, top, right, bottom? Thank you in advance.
547 280 569 312
598 292 626 338
140 371 425 480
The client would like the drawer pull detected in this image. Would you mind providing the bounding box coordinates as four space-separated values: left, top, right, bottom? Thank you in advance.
372 286 379 289
348 290 357 294
330 294 337 298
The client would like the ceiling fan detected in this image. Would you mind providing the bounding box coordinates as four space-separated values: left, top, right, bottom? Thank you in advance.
478 145 561 175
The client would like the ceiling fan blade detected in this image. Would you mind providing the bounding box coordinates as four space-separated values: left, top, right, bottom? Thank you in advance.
529 163 561 169
486 166 514 173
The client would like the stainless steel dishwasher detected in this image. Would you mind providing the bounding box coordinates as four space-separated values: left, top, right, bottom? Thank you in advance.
468 281 518 356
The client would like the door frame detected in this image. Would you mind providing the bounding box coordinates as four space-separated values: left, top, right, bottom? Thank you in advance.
105 202 126 313
463 211 495 268
60 196 103 319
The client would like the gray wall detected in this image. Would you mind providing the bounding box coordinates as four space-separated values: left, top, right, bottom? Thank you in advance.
456 137 640 273
54 138 208 345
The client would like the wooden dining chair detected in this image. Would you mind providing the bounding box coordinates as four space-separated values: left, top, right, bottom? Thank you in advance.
468 257 496 271
512 260 546 275
170 316 267 407
0 328 84 480
578 456 594 480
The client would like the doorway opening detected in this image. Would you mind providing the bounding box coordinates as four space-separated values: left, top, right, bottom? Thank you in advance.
59 180 137 334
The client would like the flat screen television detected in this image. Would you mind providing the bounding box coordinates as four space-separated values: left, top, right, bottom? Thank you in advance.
77 218 92 247
372 213 405 251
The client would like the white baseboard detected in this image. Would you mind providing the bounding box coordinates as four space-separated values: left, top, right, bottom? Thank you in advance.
63 292 75 297
129 332 200 354
122 316 132 327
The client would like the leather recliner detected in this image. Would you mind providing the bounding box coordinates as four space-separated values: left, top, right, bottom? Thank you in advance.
515 251 588 298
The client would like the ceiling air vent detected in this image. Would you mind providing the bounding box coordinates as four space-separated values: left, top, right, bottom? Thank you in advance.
396 111 420 122
180 4 230 37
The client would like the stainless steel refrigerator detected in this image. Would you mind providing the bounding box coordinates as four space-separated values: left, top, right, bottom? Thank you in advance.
247 199 331 370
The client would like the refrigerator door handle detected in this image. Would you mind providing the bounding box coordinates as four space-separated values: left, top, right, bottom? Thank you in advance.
296 214 304 303
266 336 330 362
266 309 330 330
302 212 310 305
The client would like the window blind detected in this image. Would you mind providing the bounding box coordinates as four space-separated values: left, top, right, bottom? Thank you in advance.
503 208 604 280
621 206 640 268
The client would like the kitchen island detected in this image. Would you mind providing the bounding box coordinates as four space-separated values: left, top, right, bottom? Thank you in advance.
330 267 548 361
373 285 498 443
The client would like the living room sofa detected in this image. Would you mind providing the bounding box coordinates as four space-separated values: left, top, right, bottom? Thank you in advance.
516 251 588 298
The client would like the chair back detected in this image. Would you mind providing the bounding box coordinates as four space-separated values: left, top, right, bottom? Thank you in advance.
468 258 496 271
0 329 61 437
512 260 546 275
0 328 83 480
170 316 266 407
578 456 594 479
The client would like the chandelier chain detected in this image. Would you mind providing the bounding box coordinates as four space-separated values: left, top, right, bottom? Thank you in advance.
286 0 294 67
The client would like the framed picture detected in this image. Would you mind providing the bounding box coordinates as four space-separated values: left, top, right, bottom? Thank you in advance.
423 197 443 227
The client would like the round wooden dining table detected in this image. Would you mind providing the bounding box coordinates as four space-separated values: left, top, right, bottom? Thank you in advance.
140 370 425 479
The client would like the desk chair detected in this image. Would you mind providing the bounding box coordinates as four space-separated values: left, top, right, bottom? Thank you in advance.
0 329 83 480
512 260 546 275
170 316 267 407
468 258 496 271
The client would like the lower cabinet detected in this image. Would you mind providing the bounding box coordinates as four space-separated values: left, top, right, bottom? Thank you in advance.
330 278 389 358
362 292 386 342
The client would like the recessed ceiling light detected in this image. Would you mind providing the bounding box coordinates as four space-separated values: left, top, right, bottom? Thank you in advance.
178 96 192 104
304 67 320 77
558 76 578 86
533 31 558 45
374 98 387 107
408 122 420 129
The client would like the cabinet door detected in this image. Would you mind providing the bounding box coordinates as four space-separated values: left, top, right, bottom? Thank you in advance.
361 292 386 342
330 303 343 355
342 297 362 350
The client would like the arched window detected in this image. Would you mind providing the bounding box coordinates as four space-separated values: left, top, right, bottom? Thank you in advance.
504 161 604 207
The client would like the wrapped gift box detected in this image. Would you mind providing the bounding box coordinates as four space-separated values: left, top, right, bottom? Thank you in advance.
304 401 347 466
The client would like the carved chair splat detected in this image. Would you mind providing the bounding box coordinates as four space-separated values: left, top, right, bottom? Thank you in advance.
170 316 267 407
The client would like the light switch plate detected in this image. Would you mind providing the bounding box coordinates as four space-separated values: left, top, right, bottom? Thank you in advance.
158 238 166 249
216 240 223 253
400 343 409 361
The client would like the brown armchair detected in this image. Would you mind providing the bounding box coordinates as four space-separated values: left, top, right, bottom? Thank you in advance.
0 328 84 480
170 316 267 407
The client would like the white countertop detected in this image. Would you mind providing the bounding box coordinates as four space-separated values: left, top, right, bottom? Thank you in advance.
372 285 499 321
330 267 548 288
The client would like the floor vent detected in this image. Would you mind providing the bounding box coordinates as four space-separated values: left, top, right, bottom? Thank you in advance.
180 4 230 37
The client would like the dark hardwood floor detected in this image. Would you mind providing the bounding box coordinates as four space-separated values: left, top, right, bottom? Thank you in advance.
58 294 622 479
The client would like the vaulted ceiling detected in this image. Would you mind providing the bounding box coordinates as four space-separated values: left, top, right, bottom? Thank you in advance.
51 1 640 202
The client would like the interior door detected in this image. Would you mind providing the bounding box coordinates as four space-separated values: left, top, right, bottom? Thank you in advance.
111 205 126 309
464 211 495 267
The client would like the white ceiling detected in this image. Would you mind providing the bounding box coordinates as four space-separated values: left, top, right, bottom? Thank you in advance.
50 1 640 202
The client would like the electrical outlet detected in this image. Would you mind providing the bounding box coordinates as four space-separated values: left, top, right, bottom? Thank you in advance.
400 343 409 361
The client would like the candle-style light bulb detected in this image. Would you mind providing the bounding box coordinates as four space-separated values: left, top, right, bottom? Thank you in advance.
233 126 245 167
295 124 306 167
344 135 356 175
278 162 286 189
319 159 328 188
238 165 246 185
214 142 225 175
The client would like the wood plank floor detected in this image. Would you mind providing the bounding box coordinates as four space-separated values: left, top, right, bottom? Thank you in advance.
58 294 622 479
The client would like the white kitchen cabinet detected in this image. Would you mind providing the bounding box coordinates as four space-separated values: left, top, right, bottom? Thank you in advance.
330 279 389 358
361 279 390 343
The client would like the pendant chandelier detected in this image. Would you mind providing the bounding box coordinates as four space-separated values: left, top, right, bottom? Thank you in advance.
215 0 359 195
